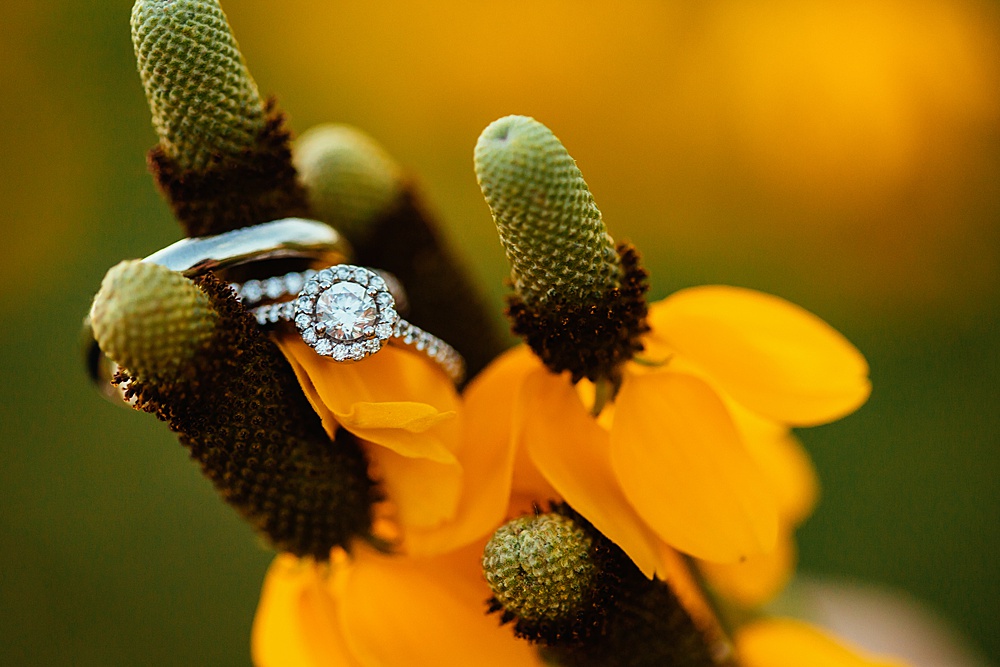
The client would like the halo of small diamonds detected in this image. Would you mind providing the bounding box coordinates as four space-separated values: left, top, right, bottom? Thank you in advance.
292 265 397 362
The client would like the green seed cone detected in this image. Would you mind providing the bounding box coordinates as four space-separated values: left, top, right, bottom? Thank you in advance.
90 260 217 383
483 513 596 624
475 115 621 306
294 124 405 243
131 0 266 171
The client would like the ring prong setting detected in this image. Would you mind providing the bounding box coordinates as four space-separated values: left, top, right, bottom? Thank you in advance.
293 264 398 360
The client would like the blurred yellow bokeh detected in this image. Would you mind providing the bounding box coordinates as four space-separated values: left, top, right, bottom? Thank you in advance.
5 0 998 312
226 0 1000 313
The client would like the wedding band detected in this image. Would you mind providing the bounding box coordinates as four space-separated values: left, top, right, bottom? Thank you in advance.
143 218 350 276
242 264 465 384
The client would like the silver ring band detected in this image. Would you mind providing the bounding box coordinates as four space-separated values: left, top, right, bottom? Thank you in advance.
144 218 351 276
241 265 465 384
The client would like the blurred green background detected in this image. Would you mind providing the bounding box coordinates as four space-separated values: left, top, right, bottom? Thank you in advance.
1 1 997 665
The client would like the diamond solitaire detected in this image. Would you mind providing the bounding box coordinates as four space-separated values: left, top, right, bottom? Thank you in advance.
315 281 379 341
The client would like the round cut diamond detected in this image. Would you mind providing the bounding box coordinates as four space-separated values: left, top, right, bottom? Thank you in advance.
241 280 262 303
351 268 370 285
315 282 379 341
294 313 312 330
263 277 285 299
285 272 305 295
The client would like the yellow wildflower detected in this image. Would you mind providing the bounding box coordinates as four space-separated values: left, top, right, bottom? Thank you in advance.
465 284 869 579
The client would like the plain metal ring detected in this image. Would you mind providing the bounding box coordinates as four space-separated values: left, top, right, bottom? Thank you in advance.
143 218 351 276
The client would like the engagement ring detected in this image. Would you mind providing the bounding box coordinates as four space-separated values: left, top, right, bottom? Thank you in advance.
235 265 464 384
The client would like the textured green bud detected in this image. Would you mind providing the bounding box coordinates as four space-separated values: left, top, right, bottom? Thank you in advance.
294 124 405 243
483 513 596 624
475 116 649 385
90 260 217 383
131 0 266 171
475 115 622 306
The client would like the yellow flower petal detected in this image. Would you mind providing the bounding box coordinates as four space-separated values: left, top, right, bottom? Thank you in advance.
336 544 545 667
276 335 460 460
648 287 871 426
729 401 819 525
699 530 796 607
367 444 462 531
521 369 668 579
503 351 562 501
611 371 778 563
277 336 342 440
252 554 360 667
629 356 819 526
736 618 910 667
338 401 454 437
335 402 458 464
405 346 544 555
276 333 459 413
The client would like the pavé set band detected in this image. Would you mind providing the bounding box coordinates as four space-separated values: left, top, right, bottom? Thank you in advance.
86 219 466 400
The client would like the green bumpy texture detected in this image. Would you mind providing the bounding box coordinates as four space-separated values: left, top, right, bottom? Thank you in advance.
475 115 622 306
90 260 218 383
483 513 596 623
293 124 405 243
131 0 266 171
